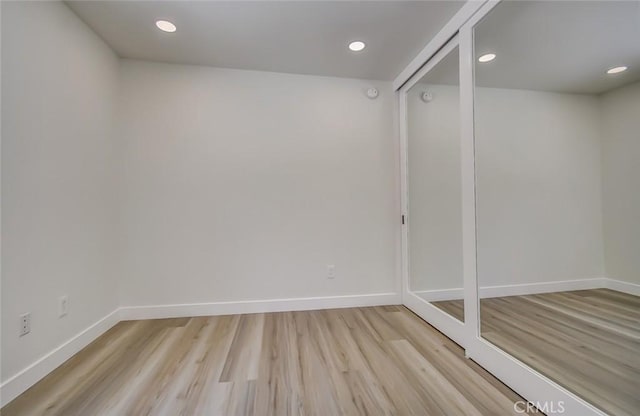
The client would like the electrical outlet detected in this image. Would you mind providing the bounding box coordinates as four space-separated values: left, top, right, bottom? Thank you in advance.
59 295 68 318
20 313 31 337
327 265 336 279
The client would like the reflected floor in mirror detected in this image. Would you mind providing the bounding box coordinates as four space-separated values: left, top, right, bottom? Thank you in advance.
433 289 640 416
2 306 535 416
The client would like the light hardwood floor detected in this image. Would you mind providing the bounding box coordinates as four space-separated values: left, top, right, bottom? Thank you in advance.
2 306 532 416
433 289 640 416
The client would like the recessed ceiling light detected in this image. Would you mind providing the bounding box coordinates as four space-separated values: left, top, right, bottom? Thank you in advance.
349 41 366 52
478 53 496 63
156 20 176 33
606 66 628 75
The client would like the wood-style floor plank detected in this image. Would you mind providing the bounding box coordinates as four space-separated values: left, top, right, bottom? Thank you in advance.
433 289 640 416
2 306 533 416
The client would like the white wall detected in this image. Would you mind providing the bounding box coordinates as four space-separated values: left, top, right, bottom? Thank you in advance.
1 4 399 400
117 60 398 307
1 1 120 382
407 84 462 292
407 85 606 291
475 87 605 287
600 82 640 285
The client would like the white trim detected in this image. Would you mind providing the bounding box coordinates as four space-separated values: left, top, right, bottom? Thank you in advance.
480 277 607 298
0 308 121 407
399 35 469 348
404 292 466 346
458 14 478 349
398 78 410 299
392 0 489 91
414 277 609 302
414 288 464 302
119 292 401 321
399 35 459 93
0 292 399 406
605 278 640 296
468 336 608 416
393 89 404 299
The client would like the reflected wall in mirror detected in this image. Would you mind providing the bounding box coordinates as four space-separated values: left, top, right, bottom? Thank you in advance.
470 1 640 415
407 43 464 322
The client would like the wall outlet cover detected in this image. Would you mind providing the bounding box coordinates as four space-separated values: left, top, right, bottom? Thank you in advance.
327 265 336 279
20 313 31 337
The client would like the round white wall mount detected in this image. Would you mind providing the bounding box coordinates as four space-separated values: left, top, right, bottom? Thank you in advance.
367 88 379 99
421 91 433 103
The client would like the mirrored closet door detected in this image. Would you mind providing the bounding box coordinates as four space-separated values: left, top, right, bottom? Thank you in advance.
473 2 640 415
405 39 465 324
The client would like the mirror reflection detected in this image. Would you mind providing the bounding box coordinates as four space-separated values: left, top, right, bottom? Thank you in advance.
473 2 640 415
407 44 464 322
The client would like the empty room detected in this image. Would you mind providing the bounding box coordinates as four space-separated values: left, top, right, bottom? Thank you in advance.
1 1 638 415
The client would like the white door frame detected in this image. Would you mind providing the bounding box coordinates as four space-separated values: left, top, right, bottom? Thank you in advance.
399 35 467 347
459 3 606 414
398 1 609 414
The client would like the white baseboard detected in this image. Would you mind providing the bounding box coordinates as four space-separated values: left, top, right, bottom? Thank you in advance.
605 278 640 296
119 292 401 320
413 288 464 302
479 277 608 298
0 292 400 406
414 277 609 302
7 281 637 408
0 308 121 408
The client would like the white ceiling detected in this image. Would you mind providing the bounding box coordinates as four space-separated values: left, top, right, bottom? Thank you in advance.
66 0 464 81
417 1 640 95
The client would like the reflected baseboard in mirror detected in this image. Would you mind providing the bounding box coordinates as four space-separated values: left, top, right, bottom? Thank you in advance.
415 290 464 322
433 289 640 416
